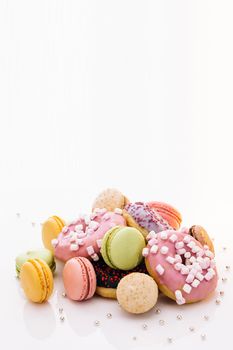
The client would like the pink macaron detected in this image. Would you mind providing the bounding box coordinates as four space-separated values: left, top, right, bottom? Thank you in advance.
63 257 96 301
54 208 126 262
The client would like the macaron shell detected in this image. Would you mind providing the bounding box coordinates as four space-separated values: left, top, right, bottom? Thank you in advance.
92 188 129 211
63 257 96 301
100 226 121 269
147 202 182 230
42 216 65 252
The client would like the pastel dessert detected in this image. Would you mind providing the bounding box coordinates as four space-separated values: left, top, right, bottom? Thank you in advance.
189 225 215 254
116 272 158 314
92 188 129 212
145 229 217 304
54 209 126 262
123 202 172 238
93 257 148 299
147 201 182 230
63 257 96 301
16 249 56 276
42 216 66 251
20 258 54 303
101 226 145 270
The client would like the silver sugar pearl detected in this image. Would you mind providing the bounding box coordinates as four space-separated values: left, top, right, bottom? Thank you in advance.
223 246 227 251
159 320 165 326
216 299 221 305
142 323 148 330
177 315 182 320
60 316 65 322
226 265 230 270
222 277 227 282
204 315 209 321
201 334 206 340
155 308 161 314
59 308 63 314
31 222 36 227
167 337 173 343
189 327 195 332
220 291 225 297
133 336 137 341
94 320 100 326
106 313 112 319
62 292 66 297
16 213 20 218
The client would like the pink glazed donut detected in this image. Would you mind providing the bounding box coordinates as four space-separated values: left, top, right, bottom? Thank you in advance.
53 208 126 262
144 228 218 304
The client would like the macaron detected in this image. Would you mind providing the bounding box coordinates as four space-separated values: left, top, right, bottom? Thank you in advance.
20 258 54 303
101 226 146 270
16 249 56 276
116 272 158 314
123 202 172 238
147 201 182 230
189 225 215 254
92 188 129 212
63 257 96 301
42 216 65 252
93 257 148 299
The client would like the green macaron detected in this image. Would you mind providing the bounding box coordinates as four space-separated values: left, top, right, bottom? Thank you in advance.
15 249 56 276
101 226 146 270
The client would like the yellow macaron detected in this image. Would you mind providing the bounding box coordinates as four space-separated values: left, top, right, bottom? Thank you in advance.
42 216 65 252
20 258 54 303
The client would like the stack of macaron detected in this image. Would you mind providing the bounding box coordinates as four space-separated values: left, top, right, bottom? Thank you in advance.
16 188 218 315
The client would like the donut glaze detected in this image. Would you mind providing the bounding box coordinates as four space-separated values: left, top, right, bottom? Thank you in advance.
145 229 217 304
54 209 126 262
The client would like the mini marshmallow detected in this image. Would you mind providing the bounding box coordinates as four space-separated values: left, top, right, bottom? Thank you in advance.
70 243 79 251
166 256 175 264
77 231 86 239
187 241 195 249
91 253 99 261
204 271 214 281
205 250 214 258
177 248 186 255
207 268 216 275
148 238 157 246
175 254 182 263
84 216 91 225
186 273 195 284
62 226 69 234
160 231 168 240
184 251 191 258
51 239 58 247
86 245 95 256
183 235 191 244
75 224 83 232
155 264 165 275
169 234 178 243
86 228 94 236
196 250 205 257
88 221 99 230
200 257 210 269
142 247 150 257
181 266 189 275
174 263 182 271
192 246 201 254
183 284 192 294
185 259 191 266
96 239 102 248
176 297 186 305
189 256 196 264
196 256 204 263
204 245 209 250
146 230 157 240
69 231 77 242
175 241 184 249
77 239 84 246
191 279 200 288
175 290 183 300
160 246 169 255
114 208 123 215
150 245 159 254
103 213 111 221
180 227 189 234
189 268 197 277
192 262 202 272
109 222 116 228
196 272 204 281
210 260 216 268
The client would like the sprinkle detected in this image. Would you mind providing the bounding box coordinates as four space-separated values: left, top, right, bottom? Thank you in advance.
91 253 99 261
142 247 150 257
184 252 191 258
191 279 200 288
77 232 86 239
159 320 165 326
114 208 122 215
86 246 95 256
169 234 178 243
177 248 186 255
70 243 79 251
186 273 195 284
174 263 182 271
160 246 169 255
204 245 209 250
150 245 158 254
183 235 191 244
207 268 215 275
166 256 175 264
106 313 112 319
183 284 192 294
96 239 102 248
196 250 205 257
175 241 184 249
177 315 182 320
160 231 168 240
156 264 165 275
142 323 148 330
94 320 100 326
51 239 58 247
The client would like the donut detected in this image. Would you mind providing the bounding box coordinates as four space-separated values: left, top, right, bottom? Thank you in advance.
147 201 182 230
92 258 148 299
54 208 126 262
123 202 172 238
145 228 217 304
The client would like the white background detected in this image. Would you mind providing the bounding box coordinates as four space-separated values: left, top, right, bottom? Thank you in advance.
0 1 233 349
